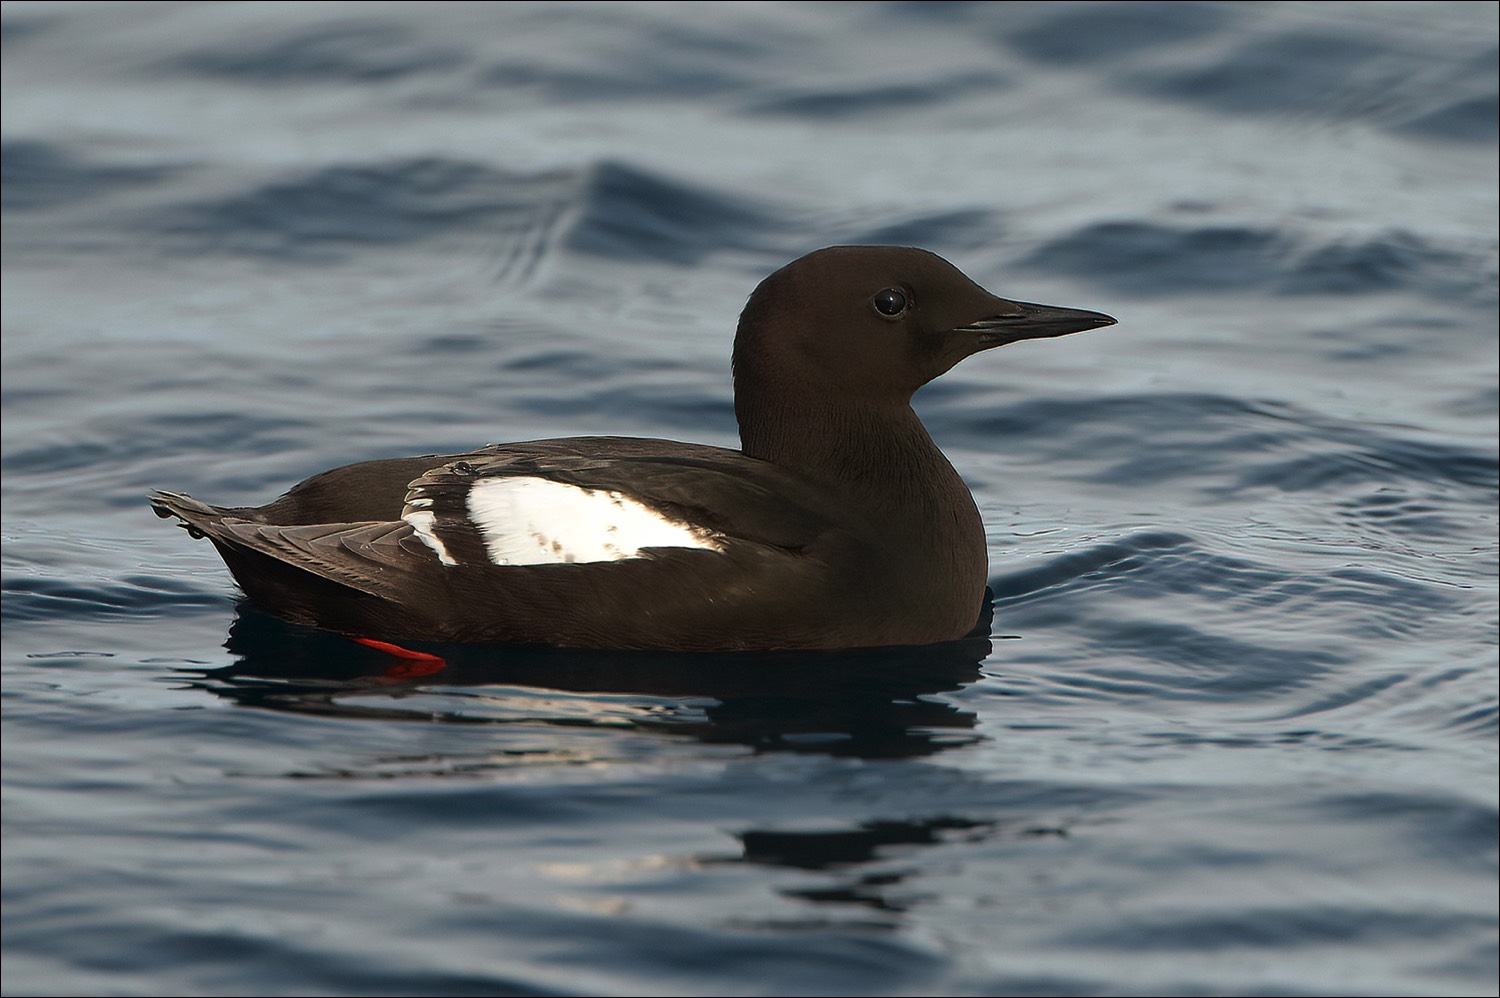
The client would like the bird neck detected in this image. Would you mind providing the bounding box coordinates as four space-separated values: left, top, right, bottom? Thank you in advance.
737 392 974 517
736 386 991 638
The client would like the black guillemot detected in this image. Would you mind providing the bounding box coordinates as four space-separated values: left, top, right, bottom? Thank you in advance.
151 246 1114 651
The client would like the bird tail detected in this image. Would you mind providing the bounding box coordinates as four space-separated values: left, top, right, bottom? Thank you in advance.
149 490 226 539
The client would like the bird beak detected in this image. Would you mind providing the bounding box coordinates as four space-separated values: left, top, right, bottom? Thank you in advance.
955 299 1116 348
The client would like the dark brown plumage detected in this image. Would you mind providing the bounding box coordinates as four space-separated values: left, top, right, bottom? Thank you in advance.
152 246 1114 650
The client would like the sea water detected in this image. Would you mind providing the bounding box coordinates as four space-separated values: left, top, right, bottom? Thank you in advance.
3 3 1496 995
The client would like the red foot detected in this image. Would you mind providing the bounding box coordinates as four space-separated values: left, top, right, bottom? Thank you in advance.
349 636 448 678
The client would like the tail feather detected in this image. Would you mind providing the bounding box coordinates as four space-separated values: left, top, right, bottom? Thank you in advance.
149 490 229 539
150 490 395 588
149 490 422 631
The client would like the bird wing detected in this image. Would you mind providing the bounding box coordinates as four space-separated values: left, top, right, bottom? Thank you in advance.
398 438 841 571
155 438 841 594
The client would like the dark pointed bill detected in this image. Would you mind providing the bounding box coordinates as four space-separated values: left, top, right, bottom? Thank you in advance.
955 299 1116 348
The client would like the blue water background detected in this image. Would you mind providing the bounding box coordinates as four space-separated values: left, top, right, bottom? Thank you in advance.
3 2 1497 995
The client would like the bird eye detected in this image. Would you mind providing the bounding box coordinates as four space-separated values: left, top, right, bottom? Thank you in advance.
872 287 909 317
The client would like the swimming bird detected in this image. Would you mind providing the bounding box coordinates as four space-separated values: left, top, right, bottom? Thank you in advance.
151 246 1113 651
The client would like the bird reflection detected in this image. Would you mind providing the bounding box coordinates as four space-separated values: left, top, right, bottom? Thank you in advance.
179 597 995 759
720 815 1065 921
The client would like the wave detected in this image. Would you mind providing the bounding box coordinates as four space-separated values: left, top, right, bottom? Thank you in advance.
1 573 229 624
1020 221 1497 301
1 140 179 212
561 161 782 264
140 157 577 263
164 21 465 84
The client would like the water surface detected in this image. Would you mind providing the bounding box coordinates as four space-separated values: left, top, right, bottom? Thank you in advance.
3 3 1497 995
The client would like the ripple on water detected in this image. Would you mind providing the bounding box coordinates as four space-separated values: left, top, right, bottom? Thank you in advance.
561 160 783 264
0 574 229 625
3 4 1496 996
1123 27 1500 144
141 158 579 263
988 519 1480 718
743 70 1010 119
164 21 466 83
999 1 1234 64
1020 221 1496 300
952 392 1498 521
0 140 180 212
132 156 786 274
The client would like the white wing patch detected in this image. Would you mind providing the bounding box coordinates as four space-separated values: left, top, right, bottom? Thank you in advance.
465 477 725 566
403 509 458 566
